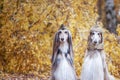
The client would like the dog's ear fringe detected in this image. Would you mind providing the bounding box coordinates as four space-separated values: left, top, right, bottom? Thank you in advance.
100 33 103 43
68 31 74 64
51 32 60 64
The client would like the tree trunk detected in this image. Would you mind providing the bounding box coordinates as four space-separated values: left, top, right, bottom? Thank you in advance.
105 0 117 34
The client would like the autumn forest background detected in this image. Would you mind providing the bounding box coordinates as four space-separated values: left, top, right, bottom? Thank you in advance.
0 0 120 80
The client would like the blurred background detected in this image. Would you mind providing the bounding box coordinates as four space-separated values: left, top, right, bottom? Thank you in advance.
0 0 120 80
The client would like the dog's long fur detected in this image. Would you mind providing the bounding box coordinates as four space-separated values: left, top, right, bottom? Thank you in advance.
81 26 114 80
51 24 77 80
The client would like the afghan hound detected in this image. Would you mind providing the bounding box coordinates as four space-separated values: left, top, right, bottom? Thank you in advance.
80 26 114 80
51 24 77 80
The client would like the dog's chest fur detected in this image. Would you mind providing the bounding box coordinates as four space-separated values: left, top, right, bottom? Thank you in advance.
53 42 76 80
81 50 104 80
59 42 68 53
54 54 76 80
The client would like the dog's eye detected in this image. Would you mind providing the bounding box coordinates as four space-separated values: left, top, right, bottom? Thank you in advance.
65 31 68 34
98 33 100 35
59 31 62 34
90 32 94 35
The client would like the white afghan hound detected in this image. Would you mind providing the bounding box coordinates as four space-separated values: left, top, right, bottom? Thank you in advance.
51 24 77 80
80 26 114 80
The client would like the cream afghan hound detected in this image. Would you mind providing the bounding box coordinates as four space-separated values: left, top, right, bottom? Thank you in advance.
51 24 77 80
80 26 114 80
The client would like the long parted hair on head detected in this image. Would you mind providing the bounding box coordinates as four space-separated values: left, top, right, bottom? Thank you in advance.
88 25 104 50
51 24 73 65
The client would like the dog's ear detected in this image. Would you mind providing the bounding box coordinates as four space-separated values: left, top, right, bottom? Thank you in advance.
68 31 72 46
51 32 60 64
88 32 92 43
68 31 74 64
100 32 103 43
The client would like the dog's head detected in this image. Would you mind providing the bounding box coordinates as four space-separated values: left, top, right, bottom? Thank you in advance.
89 30 103 45
56 25 71 43
88 26 103 49
53 24 73 48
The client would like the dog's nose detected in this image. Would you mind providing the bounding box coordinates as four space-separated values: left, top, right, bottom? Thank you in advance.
94 41 97 44
61 38 64 41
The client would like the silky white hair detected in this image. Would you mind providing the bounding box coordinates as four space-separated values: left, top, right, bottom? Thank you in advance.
80 26 114 80
51 24 77 80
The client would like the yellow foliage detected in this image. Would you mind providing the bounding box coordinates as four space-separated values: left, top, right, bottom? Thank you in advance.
0 0 120 79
